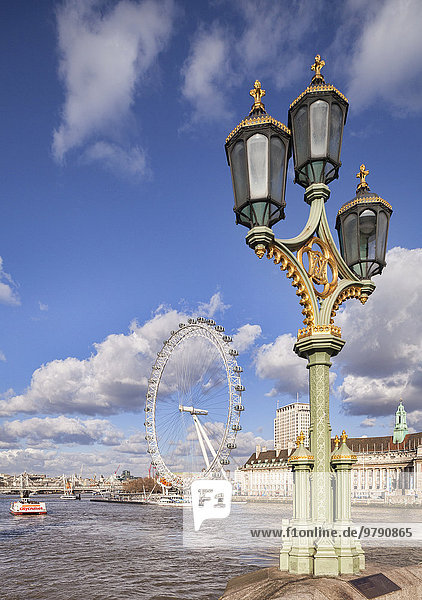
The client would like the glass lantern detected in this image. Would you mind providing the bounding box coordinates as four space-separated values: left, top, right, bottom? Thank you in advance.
336 166 392 279
288 56 349 188
225 81 291 228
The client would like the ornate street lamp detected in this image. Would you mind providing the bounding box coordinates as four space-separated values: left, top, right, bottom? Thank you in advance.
225 80 291 228
336 164 393 279
288 55 349 188
225 56 392 578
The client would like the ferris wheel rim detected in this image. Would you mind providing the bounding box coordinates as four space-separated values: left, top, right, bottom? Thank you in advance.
145 319 243 489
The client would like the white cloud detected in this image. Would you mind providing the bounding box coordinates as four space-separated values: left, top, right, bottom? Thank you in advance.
0 426 266 476
407 410 422 431
197 292 230 318
0 294 239 418
254 333 308 398
0 416 124 449
181 1 317 126
0 257 20 306
39 301 48 312
83 141 149 177
232 324 262 352
360 417 376 428
337 247 422 416
0 351 6 362
346 0 422 112
231 429 273 465
0 446 151 477
0 308 182 417
181 24 233 125
53 0 175 171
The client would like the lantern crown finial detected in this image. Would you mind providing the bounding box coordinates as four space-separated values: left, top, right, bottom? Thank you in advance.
249 80 266 114
341 430 348 444
334 435 340 449
356 164 370 193
311 54 325 82
296 430 305 447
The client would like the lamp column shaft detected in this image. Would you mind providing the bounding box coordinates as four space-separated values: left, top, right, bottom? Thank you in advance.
294 336 345 524
308 348 333 522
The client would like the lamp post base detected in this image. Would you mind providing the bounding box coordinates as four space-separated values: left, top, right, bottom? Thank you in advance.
279 533 363 576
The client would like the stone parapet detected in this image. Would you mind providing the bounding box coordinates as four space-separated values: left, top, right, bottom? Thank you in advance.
219 563 422 600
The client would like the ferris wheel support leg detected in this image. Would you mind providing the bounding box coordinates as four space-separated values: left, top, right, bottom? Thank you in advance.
192 415 210 469
195 418 228 480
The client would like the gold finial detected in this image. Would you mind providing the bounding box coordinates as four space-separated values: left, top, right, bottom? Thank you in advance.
311 54 325 81
341 430 348 444
250 80 266 110
356 164 370 193
334 435 340 449
296 430 305 447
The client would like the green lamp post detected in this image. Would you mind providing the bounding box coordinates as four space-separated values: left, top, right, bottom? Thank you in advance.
225 56 392 576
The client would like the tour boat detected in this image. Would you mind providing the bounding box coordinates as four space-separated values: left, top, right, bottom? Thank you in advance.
149 494 192 507
10 495 47 515
60 491 78 500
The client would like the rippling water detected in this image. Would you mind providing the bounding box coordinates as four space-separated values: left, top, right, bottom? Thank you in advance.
1 496 421 600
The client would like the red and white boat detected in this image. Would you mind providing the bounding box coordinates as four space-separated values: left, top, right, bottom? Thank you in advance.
10 494 47 516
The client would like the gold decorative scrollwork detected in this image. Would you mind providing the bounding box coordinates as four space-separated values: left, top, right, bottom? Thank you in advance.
297 237 338 299
266 245 315 329
330 286 365 324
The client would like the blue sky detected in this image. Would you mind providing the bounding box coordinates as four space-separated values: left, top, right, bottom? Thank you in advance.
0 0 421 476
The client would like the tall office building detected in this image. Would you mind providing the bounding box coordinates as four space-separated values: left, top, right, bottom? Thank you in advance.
274 401 310 450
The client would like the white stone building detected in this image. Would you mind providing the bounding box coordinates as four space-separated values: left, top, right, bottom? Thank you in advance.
274 401 310 450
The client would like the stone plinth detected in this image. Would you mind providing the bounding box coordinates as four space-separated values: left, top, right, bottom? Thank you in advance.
219 563 422 600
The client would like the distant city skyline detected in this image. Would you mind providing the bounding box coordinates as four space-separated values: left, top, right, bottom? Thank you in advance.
0 0 421 476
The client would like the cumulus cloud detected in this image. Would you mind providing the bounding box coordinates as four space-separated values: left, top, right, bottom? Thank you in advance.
0 257 20 306
407 410 422 431
231 429 273 466
0 425 264 476
337 247 422 417
0 308 183 417
197 292 230 318
0 446 151 477
0 294 236 418
232 324 262 352
0 416 124 449
53 0 175 173
254 333 307 398
346 0 422 112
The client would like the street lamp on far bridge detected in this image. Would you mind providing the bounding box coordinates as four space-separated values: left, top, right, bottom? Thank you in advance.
225 56 392 577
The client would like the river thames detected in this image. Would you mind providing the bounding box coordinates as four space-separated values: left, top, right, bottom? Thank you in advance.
1 496 421 599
